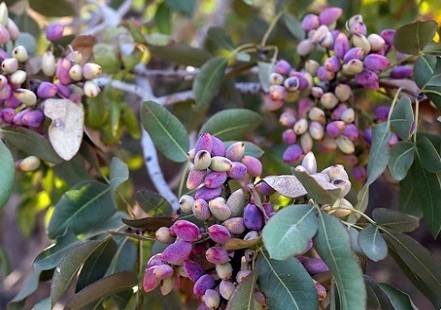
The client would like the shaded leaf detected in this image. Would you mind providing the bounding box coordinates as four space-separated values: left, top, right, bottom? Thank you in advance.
388 141 415 181
398 169 423 218
140 100 189 163
48 180 116 239
106 237 137 275
283 13 304 40
110 157 129 191
135 190 173 216
358 226 388 262
122 216 174 231
199 109 263 140
207 27 234 50
193 56 228 113
226 271 258 310
390 97 414 141
65 271 138 310
33 297 51 310
383 230 441 308
416 137 441 173
373 208 419 233
149 44 211 67
366 122 392 186
257 62 274 93
0 140 15 210
93 43 121 73
292 169 340 205
364 275 394 310
262 204 317 260
256 251 318 310
378 283 418 310
313 211 366 309
413 55 436 88
165 0 195 16
30 0 75 16
10 269 42 303
394 20 438 55
224 237 261 251
1 126 62 164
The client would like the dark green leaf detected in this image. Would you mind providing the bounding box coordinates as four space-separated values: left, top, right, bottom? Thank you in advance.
262 204 317 260
54 153 90 187
224 141 264 158
378 283 417 310
10 269 42 303
394 20 438 55
110 157 129 191
1 126 62 164
30 0 75 16
165 0 195 16
388 141 415 181
106 237 137 275
149 44 211 67
51 239 110 306
193 56 228 113
76 238 117 292
258 62 274 93
358 226 388 262
292 169 340 205
140 100 190 163
416 137 441 173
398 169 423 218
84 211 127 238
122 216 174 231
226 271 258 310
0 140 15 210
412 148 441 237
155 2 172 34
364 275 394 310
383 230 441 308
65 271 138 310
93 43 121 74
423 57 441 111
283 13 304 40
199 109 263 140
47 180 116 239
366 122 392 186
413 55 436 88
135 190 173 216
373 208 419 233
313 211 366 309
207 27 235 50
390 97 414 141
256 251 318 310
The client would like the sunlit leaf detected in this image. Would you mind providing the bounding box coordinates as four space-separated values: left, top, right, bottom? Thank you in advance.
0 140 15 210
135 190 173 216
199 109 263 140
292 169 340 205
48 180 116 239
358 226 388 262
390 97 414 141
193 56 228 113
372 208 419 233
207 26 235 50
394 20 438 55
314 211 366 309
256 251 318 310
110 157 129 191
366 122 392 186
140 100 189 163
226 271 258 310
388 142 415 181
262 204 317 260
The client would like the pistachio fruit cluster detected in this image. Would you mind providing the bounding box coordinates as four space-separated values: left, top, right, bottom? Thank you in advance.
265 6 412 177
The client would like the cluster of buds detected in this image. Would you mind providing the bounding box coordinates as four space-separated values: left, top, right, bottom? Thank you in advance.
0 2 102 146
265 6 415 181
144 133 273 309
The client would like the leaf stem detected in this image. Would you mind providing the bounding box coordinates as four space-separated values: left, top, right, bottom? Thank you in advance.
413 99 419 144
261 11 284 47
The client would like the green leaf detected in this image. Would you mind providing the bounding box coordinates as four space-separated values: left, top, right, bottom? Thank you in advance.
110 157 129 191
135 190 173 216
226 271 258 310
390 97 414 141
372 208 419 233
122 216 173 232
358 226 388 262
378 283 417 310
0 140 15 210
262 205 317 260
383 230 441 308
155 2 172 34
412 147 441 237
140 100 190 163
413 55 436 88
207 26 234 50
423 57 441 111
193 56 228 113
1 126 62 164
256 251 318 310
199 109 263 140
10 268 42 303
224 141 264 158
394 20 438 55
33 297 51 310
313 211 366 309
106 237 137 275
120 103 141 139
416 137 441 173
33 230 84 271
65 271 138 310
51 238 110 306
364 275 394 310
366 122 392 186
283 13 304 41
30 0 75 16
292 169 340 205
258 61 274 93
149 44 211 67
165 0 195 16
388 142 415 181
75 237 117 292
47 180 116 239
398 169 423 218
93 43 121 74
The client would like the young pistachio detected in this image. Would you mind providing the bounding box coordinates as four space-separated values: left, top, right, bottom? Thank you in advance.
82 62 102 79
12 45 28 62
6 18 19 40
2 57 18 73
193 274 216 296
46 23 64 41
10 70 26 85
69 64 83 81
0 24 10 44
204 289 221 309
41 51 56 77
14 88 37 106
83 80 101 97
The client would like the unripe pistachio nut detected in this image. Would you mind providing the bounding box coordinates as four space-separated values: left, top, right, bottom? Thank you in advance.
204 288 221 309
193 274 216 296
228 161 247 180
226 188 246 217
171 220 201 242
208 224 231 243
155 227 176 244
161 240 193 265
244 203 264 231
183 259 205 282
241 155 262 177
187 167 206 190
303 257 330 275
194 150 212 170
192 198 212 221
206 246 230 264
219 280 235 300
222 217 246 235
152 264 174 280
209 197 232 221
